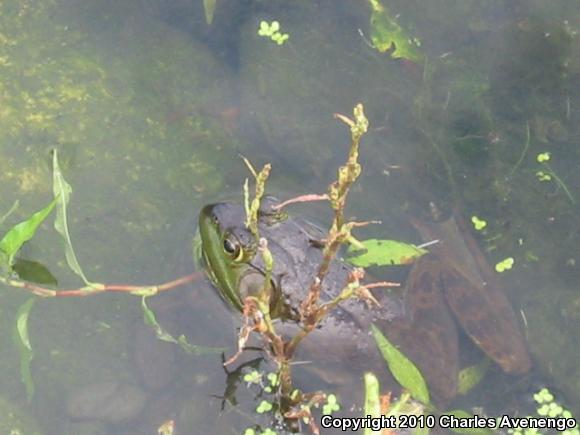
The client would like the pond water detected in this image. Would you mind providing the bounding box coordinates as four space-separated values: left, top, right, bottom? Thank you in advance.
0 0 579 434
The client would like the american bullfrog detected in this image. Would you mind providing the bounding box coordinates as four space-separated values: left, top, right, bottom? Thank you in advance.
198 197 531 403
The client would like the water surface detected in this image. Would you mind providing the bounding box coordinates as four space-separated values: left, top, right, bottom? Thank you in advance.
0 0 579 433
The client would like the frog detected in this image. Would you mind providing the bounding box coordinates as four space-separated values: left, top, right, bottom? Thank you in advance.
198 196 531 403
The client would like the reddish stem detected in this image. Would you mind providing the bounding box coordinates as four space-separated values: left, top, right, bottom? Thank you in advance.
10 272 203 298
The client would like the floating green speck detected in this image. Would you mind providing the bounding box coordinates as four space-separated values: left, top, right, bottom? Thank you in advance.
495 257 514 273
471 215 487 231
537 152 551 163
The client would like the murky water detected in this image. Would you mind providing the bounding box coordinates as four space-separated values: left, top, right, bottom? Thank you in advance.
0 0 579 434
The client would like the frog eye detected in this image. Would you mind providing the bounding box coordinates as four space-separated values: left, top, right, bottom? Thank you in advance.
223 236 244 261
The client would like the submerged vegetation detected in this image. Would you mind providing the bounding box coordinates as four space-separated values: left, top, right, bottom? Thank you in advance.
1 103 551 434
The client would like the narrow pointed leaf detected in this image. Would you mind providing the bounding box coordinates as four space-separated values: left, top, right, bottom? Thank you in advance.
13 298 36 401
363 372 382 435
141 296 225 355
52 149 91 285
203 0 217 25
0 199 57 268
371 324 430 404
347 239 427 267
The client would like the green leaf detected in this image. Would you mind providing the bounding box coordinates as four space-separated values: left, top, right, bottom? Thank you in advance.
13 298 36 401
52 149 92 286
141 296 226 355
0 198 57 268
371 324 430 404
363 372 382 435
457 359 490 395
347 239 427 267
367 0 423 62
203 0 216 25
12 258 58 286
442 410 494 435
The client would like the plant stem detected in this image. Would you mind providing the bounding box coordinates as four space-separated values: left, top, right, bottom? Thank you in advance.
0 272 202 297
543 162 576 204
509 121 531 176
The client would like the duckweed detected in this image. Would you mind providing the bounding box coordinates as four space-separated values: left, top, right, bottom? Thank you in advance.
533 388 555 404
509 387 579 435
471 215 487 231
536 152 551 163
322 394 341 415
495 257 514 273
243 370 262 385
256 400 273 414
258 21 290 45
536 171 552 182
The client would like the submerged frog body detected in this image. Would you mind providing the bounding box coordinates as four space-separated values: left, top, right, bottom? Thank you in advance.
198 198 531 403
199 198 400 376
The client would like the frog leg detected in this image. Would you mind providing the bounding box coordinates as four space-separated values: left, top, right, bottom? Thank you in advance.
441 265 531 374
381 255 460 403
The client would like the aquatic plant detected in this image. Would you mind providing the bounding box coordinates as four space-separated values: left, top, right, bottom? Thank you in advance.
534 152 575 204
258 21 289 46
0 150 221 403
506 387 578 435
1 102 558 434
366 0 422 62
471 215 487 231
322 394 340 415
203 0 216 25
224 104 419 433
495 257 515 273
1 104 393 434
